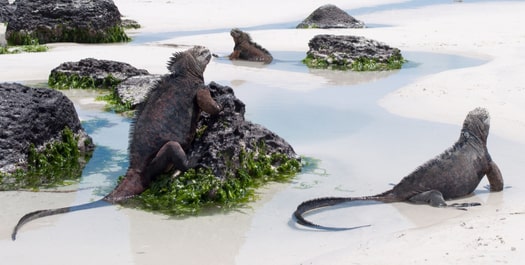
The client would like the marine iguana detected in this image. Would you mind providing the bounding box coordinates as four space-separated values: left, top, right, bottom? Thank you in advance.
11 46 221 240
294 107 504 230
228 28 273 64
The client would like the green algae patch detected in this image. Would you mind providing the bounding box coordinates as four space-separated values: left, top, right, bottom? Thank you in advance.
303 53 406 71
0 127 94 191
48 72 133 114
48 72 122 90
0 38 48 54
123 148 302 216
7 25 130 45
95 91 134 115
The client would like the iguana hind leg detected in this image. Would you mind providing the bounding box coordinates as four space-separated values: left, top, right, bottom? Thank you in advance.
409 190 447 207
409 190 481 210
144 141 189 181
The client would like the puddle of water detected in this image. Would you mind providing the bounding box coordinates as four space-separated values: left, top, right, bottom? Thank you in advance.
229 51 485 144
227 50 525 263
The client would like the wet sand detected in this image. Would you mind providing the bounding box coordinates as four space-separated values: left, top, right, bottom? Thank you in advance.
1 0 525 264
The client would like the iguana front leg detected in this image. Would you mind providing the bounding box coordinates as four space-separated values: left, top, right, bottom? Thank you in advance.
196 88 221 115
487 160 504 191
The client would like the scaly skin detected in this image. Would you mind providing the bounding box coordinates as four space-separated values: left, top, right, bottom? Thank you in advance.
12 46 221 240
294 108 504 231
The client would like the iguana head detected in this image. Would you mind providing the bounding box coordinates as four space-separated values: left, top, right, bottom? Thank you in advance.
461 107 490 143
230 28 251 45
167 46 211 75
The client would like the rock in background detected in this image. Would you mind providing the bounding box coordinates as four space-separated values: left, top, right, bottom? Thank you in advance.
304 34 405 71
0 83 94 188
48 58 149 89
297 4 365 29
5 0 129 45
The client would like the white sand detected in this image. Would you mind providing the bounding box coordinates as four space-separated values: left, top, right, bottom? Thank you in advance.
1 0 525 264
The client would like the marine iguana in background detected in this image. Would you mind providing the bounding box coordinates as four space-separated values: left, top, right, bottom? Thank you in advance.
294 107 504 230
228 28 273 64
12 46 221 240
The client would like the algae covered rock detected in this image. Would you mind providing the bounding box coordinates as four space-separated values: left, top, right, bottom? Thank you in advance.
0 83 94 189
48 58 149 90
48 58 152 113
189 81 299 180
297 4 365 29
304 34 405 71
5 0 130 45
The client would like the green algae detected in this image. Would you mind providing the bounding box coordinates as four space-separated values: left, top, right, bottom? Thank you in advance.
48 72 133 114
303 52 406 71
0 38 48 54
0 127 93 191
123 146 302 216
7 25 130 45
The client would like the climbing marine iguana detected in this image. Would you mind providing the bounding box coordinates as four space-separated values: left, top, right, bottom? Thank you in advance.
294 107 504 230
12 46 221 240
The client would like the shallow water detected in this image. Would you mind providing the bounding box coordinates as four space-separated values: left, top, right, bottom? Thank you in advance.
67 50 486 201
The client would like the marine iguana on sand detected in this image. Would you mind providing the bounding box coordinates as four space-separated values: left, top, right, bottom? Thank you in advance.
228 28 273 64
12 46 221 240
294 107 504 230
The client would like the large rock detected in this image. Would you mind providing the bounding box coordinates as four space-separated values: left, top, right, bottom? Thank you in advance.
48 58 150 89
304 34 405 71
188 81 299 180
0 83 94 179
0 0 14 23
5 0 129 45
297 4 365 29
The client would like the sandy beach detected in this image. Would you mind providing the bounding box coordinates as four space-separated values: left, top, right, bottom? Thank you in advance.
1 0 525 264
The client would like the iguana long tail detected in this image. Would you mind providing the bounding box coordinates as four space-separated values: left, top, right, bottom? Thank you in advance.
11 199 108 241
293 194 396 231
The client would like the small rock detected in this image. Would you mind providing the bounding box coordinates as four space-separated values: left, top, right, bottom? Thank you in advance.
304 34 404 71
49 58 149 89
297 4 365 29
116 74 161 108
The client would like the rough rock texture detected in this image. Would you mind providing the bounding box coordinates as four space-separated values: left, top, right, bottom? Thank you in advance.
297 4 365 29
5 0 129 45
0 83 93 173
0 0 14 23
116 74 161 108
305 34 403 70
188 81 299 179
49 58 149 89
